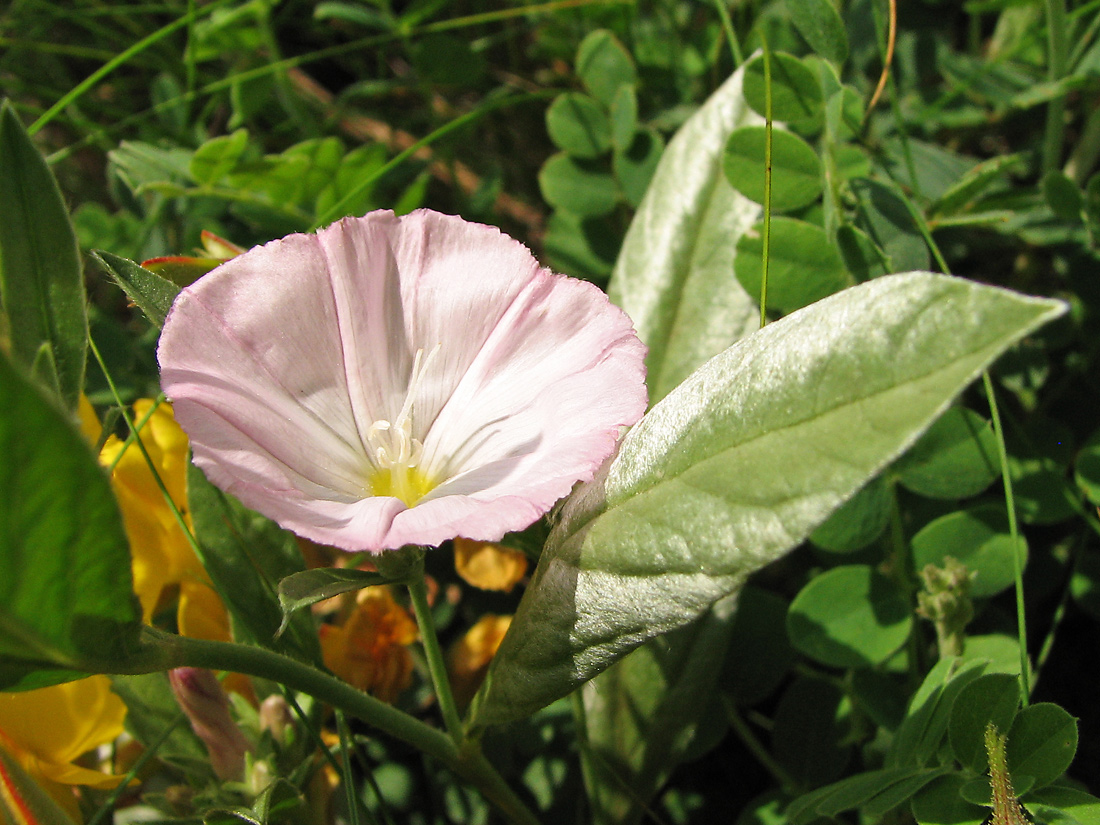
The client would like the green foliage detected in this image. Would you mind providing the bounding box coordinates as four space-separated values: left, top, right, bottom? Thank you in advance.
895 407 1000 499
0 102 87 413
277 568 400 629
3 0 1100 821
787 565 912 669
609 67 761 404
911 506 1027 598
742 52 824 126
539 29 656 281
187 464 320 664
0 350 140 690
546 93 612 159
785 0 848 64
111 672 216 778
724 126 823 210
91 251 181 330
472 273 1063 727
734 216 851 313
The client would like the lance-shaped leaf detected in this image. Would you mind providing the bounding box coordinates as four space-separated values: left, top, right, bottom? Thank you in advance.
0 351 140 691
584 68 769 819
277 568 393 635
608 66 762 404
0 101 87 412
470 272 1065 727
91 251 180 330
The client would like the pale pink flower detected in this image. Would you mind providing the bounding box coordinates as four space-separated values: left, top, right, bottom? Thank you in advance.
157 209 646 552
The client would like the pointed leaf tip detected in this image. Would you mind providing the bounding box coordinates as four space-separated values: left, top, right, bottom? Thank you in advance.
472 274 1065 726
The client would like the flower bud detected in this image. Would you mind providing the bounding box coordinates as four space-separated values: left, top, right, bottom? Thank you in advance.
168 668 253 781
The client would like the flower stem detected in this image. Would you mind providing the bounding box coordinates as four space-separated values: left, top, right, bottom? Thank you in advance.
145 628 540 825
406 564 465 742
1042 0 1068 175
983 372 1030 705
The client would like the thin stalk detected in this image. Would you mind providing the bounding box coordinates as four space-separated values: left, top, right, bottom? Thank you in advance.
185 0 197 109
711 0 743 68
888 478 926 685
87 712 188 825
29 0 235 135
722 697 799 793
407 570 464 742
336 712 365 825
89 338 201 560
759 27 773 329
864 0 897 120
149 630 541 825
897 185 951 273
1042 0 1069 175
983 372 1030 704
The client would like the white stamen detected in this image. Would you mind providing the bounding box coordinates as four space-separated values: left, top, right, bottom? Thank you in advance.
365 344 441 473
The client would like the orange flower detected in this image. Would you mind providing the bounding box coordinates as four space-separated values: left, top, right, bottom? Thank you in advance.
448 615 512 707
0 677 128 821
320 588 418 703
453 538 527 592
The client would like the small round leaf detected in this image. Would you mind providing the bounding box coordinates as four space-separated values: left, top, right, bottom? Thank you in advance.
910 774 987 825
546 93 612 159
948 673 1021 774
911 505 1027 599
787 0 849 64
722 586 796 705
576 30 637 107
743 52 825 126
734 217 850 314
772 676 851 787
542 211 618 282
895 407 1000 500
787 565 913 669
1006 703 1078 790
538 154 618 216
610 85 638 151
810 475 890 554
724 126 822 211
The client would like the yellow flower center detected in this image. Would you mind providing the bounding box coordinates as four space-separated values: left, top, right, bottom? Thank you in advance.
366 346 440 507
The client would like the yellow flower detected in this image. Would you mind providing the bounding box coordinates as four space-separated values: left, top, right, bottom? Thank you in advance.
448 614 512 707
0 677 128 821
99 400 204 621
77 395 101 445
453 538 528 592
320 588 418 703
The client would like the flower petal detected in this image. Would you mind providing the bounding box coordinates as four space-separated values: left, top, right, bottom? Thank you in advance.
159 209 647 551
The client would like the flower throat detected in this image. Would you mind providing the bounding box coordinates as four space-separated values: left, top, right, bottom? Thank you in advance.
366 345 440 506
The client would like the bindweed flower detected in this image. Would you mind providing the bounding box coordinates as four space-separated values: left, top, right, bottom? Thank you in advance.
0 677 128 820
157 209 647 552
